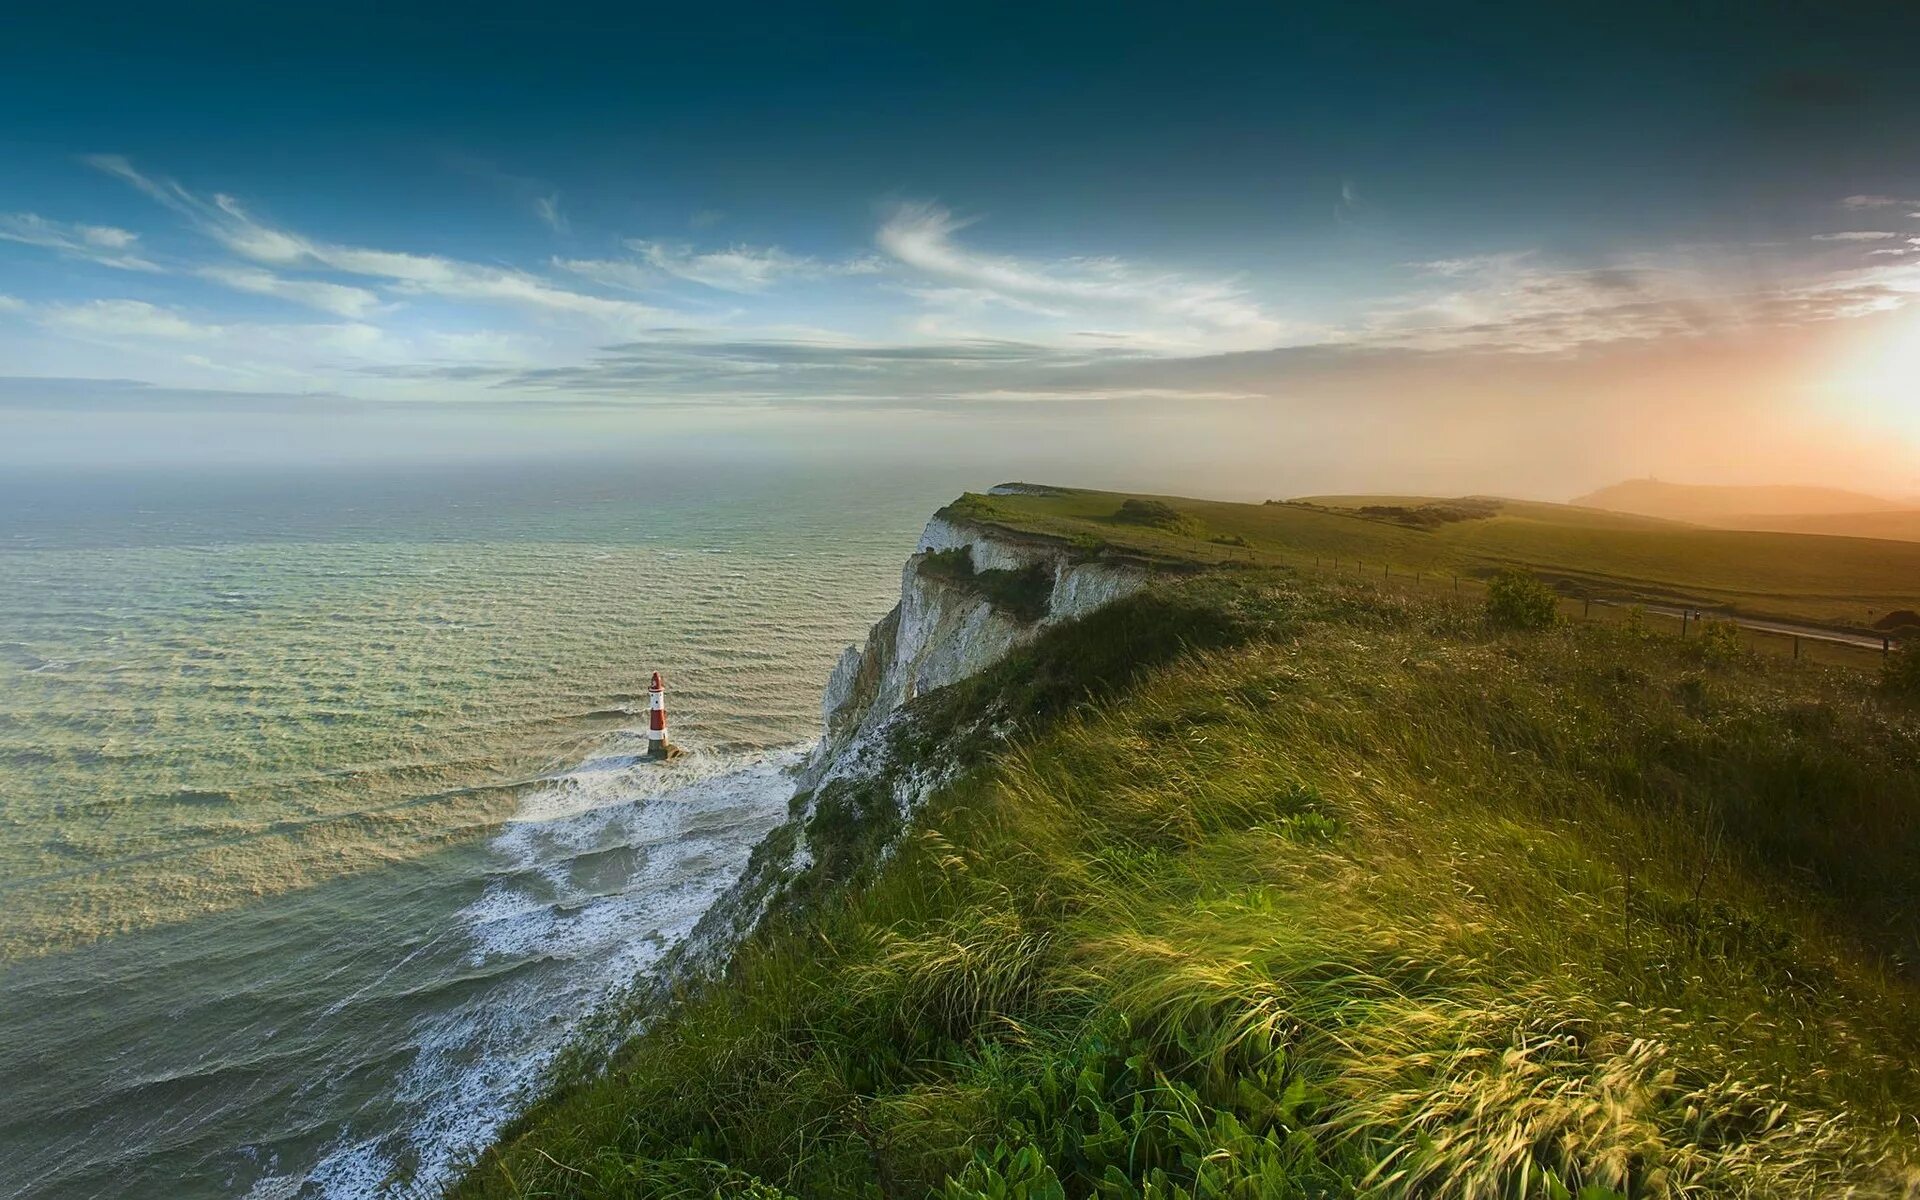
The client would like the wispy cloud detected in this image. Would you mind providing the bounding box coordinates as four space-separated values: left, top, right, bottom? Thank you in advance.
196 266 384 318
1354 249 1914 354
1812 231 1902 241
1334 179 1368 228
437 152 570 236
558 241 881 294
875 202 1290 350
1841 194 1919 209
43 299 217 339
89 155 672 331
1362 254 1715 351
19 289 540 392
0 212 159 271
632 240 828 292
363 331 1158 403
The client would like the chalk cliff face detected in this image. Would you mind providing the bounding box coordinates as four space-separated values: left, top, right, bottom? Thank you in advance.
657 503 1148 989
656 506 1136 975
802 513 1148 789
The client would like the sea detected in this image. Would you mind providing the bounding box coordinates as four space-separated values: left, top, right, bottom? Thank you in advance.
0 456 966 1198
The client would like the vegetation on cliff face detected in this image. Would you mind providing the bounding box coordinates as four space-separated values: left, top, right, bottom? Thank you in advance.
456 563 1920 1198
917 547 1055 623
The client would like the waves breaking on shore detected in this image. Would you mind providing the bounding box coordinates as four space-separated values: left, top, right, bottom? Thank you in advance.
245 738 802 1199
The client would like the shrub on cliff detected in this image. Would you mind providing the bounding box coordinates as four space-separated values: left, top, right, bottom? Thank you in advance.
917 546 1053 623
1113 497 1199 536
1484 567 1559 630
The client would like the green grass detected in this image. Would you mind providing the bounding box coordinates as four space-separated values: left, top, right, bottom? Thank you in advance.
454 567 1920 1199
940 487 1920 631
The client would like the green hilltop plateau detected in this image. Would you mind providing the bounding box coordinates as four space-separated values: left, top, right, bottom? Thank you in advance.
457 486 1920 1200
964 485 1920 630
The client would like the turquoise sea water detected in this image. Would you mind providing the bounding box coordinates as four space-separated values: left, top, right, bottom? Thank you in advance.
0 459 959 1198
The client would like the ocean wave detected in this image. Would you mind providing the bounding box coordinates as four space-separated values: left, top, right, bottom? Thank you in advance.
251 742 803 1198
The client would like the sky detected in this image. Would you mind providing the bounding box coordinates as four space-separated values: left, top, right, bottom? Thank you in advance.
3 1 1918 499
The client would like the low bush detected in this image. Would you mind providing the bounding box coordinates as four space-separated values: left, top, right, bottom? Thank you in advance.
1695 617 1745 666
1068 532 1107 558
1485 568 1560 630
1113 498 1200 536
1355 498 1502 528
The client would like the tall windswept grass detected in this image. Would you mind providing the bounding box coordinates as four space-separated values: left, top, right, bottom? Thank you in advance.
456 571 1920 1199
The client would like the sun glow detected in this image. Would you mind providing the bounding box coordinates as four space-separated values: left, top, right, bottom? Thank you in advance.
1830 307 1920 437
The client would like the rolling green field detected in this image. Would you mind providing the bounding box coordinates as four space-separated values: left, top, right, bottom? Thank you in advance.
457 491 1920 1199
957 486 1920 630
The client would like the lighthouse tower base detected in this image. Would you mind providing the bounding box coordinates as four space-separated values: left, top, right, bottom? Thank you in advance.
645 670 677 760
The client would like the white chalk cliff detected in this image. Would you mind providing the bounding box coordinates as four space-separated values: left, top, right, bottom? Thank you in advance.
659 500 1149 985
801 511 1148 790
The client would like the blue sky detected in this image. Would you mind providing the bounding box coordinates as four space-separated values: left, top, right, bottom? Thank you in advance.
3 2 1918 495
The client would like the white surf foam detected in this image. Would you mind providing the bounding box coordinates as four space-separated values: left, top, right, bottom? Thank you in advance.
248 737 801 1198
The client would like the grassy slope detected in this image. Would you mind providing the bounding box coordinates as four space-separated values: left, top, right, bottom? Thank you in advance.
961 487 1920 629
457 505 1920 1199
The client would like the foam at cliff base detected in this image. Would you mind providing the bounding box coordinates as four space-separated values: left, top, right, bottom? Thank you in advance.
245 740 801 1199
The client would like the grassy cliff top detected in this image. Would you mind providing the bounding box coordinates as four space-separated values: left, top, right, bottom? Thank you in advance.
457 529 1920 1198
941 485 1920 630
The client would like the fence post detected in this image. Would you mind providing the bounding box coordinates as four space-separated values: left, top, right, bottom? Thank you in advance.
1583 598 1591 619
1793 636 1800 660
1681 611 1689 638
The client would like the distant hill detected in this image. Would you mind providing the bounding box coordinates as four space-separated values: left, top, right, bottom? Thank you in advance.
1573 480 1920 543
1573 479 1902 522
1711 510 1920 544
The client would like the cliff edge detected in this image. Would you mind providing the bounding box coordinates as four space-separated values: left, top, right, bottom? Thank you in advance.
633 497 1150 992
803 509 1148 788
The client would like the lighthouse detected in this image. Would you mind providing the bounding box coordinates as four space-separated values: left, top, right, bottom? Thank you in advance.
646 671 672 759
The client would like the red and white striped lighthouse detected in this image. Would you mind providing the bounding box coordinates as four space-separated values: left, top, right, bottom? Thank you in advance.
646 671 671 759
